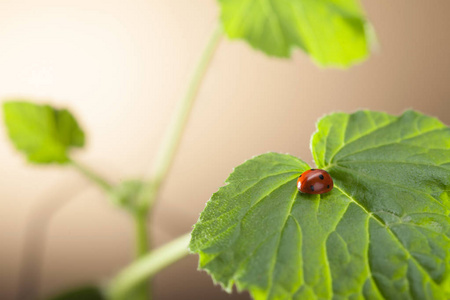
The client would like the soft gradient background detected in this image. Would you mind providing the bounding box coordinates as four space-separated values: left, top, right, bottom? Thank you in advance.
1 0 449 299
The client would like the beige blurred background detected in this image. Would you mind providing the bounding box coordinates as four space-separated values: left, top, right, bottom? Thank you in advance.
0 0 449 299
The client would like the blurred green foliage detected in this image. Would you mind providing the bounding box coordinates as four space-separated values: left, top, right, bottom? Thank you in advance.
219 0 374 66
3 101 85 164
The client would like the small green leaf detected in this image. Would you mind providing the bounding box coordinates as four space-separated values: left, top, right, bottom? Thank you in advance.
218 0 374 66
190 111 450 299
47 285 104 300
2 100 85 164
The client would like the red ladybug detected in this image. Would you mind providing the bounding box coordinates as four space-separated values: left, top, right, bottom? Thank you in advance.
297 169 333 194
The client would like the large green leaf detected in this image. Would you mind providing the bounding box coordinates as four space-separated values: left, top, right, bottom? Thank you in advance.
190 110 450 299
218 0 374 66
2 101 85 164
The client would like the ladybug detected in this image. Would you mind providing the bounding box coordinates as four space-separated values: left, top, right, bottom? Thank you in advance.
297 169 333 194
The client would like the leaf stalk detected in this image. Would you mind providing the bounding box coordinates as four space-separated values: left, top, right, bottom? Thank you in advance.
70 159 113 193
106 233 191 300
141 23 223 210
113 23 223 298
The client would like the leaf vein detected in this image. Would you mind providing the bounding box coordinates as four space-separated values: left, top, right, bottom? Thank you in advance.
336 160 450 172
333 164 448 212
333 127 449 163
200 170 301 224
335 185 441 286
328 116 398 164
267 189 299 297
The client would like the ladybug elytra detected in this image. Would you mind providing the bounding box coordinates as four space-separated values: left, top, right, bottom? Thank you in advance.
297 169 333 194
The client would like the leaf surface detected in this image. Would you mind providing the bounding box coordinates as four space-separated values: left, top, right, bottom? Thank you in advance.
3 101 85 164
190 110 450 299
218 0 374 66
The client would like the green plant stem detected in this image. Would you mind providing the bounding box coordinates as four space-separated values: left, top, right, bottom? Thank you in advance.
109 23 223 300
107 233 191 300
141 24 223 211
132 212 151 300
134 213 150 257
70 160 113 193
